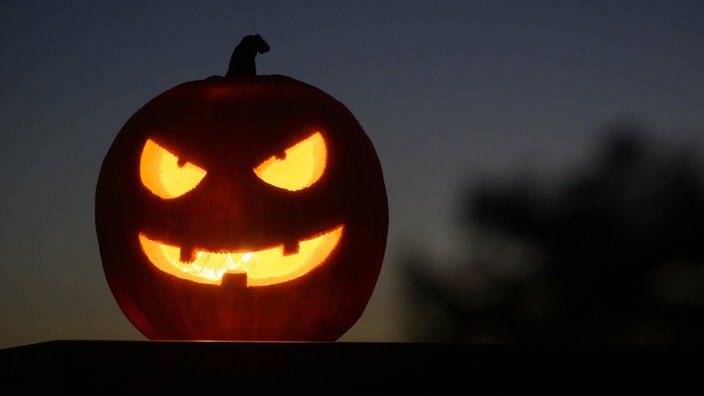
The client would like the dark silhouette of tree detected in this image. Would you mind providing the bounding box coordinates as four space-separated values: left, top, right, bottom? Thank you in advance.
401 124 704 344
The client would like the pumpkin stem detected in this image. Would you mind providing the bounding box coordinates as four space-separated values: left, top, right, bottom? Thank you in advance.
226 34 270 78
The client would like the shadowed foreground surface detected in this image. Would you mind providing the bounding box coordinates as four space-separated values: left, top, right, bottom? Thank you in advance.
1 340 700 392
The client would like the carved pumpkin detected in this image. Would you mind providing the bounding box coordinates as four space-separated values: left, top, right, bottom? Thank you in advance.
95 35 388 341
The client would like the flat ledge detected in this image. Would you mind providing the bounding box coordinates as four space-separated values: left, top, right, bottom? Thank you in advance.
1 340 700 391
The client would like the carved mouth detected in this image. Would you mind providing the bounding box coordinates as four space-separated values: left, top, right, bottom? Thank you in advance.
139 225 343 286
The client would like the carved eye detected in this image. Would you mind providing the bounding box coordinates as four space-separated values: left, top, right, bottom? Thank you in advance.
140 139 207 199
253 132 327 191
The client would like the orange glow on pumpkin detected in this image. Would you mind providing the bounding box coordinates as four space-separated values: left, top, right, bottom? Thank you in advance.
137 131 340 286
254 131 327 191
140 139 207 199
139 225 343 286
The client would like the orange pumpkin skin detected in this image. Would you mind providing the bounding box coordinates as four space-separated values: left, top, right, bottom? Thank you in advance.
95 74 388 341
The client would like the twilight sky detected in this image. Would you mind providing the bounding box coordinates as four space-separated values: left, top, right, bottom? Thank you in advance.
1 0 704 348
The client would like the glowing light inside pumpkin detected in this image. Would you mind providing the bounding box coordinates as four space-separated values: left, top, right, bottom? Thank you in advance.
140 139 207 199
254 131 327 191
139 225 343 286
137 131 337 286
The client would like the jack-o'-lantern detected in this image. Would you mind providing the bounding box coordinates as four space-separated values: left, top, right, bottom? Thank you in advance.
95 35 388 341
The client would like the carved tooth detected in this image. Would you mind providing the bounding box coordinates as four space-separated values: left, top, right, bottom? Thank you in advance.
179 245 197 263
282 240 300 255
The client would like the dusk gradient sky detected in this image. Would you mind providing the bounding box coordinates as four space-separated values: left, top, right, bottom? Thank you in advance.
2 1 704 348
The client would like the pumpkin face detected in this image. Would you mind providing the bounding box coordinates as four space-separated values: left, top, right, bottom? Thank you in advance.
95 73 388 341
